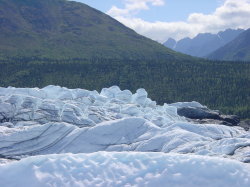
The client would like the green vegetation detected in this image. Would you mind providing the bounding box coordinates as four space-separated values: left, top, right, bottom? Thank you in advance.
0 0 185 60
0 57 249 119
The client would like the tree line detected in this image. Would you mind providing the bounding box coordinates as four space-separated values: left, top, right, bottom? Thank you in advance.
0 57 249 119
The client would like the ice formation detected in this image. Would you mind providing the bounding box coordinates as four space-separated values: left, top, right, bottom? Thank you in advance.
1 152 250 187
0 85 249 186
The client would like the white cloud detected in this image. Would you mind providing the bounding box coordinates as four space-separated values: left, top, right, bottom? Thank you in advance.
107 0 165 17
107 0 250 42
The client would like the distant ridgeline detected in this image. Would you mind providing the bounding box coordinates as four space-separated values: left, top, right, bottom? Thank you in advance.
164 28 250 62
0 0 249 118
208 29 250 61
164 29 245 58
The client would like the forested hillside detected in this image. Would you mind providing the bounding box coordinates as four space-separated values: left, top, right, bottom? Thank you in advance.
0 0 183 60
0 58 249 119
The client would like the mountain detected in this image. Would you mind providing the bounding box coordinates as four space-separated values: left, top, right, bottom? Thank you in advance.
0 0 181 60
164 37 176 49
208 29 250 61
164 29 244 57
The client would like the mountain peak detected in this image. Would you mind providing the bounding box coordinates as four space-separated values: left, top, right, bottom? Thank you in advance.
208 28 250 61
164 37 176 49
163 29 245 57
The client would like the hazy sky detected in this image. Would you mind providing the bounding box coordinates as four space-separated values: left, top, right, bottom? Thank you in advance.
74 0 250 42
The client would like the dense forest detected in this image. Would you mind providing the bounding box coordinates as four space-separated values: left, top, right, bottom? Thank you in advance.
0 57 249 119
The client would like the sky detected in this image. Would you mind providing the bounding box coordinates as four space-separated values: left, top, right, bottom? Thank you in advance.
74 0 250 43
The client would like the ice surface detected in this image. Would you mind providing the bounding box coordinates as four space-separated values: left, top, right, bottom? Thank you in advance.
0 152 250 187
169 101 205 108
0 85 185 127
0 85 250 186
0 117 249 161
0 86 249 162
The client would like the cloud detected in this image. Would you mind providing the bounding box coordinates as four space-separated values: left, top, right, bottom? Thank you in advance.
107 0 250 42
107 0 165 17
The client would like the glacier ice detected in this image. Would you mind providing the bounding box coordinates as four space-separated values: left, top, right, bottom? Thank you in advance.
0 85 184 127
0 152 250 187
0 85 250 186
0 85 249 161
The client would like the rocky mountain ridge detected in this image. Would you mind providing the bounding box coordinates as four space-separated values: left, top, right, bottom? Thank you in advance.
164 29 244 58
208 28 250 61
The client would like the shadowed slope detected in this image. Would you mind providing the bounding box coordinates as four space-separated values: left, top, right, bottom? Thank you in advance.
0 0 184 60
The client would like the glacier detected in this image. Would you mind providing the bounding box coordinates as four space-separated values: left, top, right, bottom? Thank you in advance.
0 85 249 186
1 152 250 187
